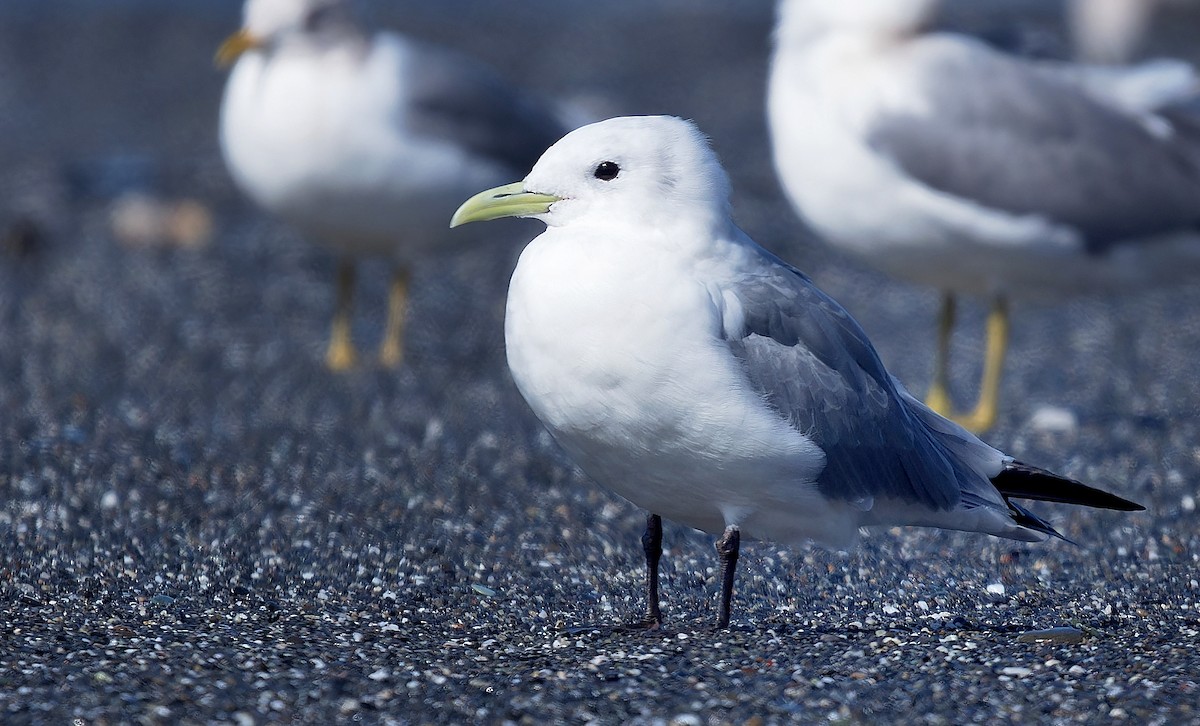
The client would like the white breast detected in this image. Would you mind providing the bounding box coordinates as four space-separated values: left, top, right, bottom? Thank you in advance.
504 225 856 545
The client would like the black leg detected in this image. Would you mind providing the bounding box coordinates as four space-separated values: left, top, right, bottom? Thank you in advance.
715 525 740 629
641 513 663 627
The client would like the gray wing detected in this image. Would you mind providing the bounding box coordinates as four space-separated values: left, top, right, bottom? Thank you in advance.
723 244 986 511
1033 58 1200 114
867 36 1200 251
398 37 566 175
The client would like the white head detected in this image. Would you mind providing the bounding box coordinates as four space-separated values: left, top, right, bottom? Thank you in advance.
776 0 939 40
217 0 356 65
451 116 733 231
248 0 358 39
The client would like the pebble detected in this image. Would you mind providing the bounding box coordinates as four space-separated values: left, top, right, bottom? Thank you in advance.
1017 627 1086 645
1 4 1195 726
109 192 213 249
1028 405 1079 436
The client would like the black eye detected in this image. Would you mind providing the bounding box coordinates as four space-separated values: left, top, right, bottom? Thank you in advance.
593 161 620 181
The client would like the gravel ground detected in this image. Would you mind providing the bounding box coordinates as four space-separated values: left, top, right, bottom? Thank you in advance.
2 2 1199 723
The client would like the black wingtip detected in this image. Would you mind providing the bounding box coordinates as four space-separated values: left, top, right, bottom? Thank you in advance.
1007 500 1077 545
992 461 1144 512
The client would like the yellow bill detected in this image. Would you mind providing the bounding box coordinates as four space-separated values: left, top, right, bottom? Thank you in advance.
215 29 263 69
450 182 561 228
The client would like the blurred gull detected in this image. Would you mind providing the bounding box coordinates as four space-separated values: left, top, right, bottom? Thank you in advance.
1054 0 1199 113
768 0 1200 431
451 116 1142 628
1068 0 1158 64
218 0 564 369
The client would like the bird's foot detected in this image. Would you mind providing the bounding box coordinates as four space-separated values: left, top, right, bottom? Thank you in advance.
325 340 358 371
608 616 662 634
947 402 997 434
925 383 995 432
924 382 954 418
378 339 403 369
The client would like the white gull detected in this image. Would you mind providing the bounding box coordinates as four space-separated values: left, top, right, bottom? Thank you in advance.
452 115 1143 627
218 0 564 369
768 0 1200 430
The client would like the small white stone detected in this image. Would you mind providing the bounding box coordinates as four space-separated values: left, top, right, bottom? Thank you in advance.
1028 405 1078 436
986 583 1006 596
1001 666 1033 678
1182 495 1196 513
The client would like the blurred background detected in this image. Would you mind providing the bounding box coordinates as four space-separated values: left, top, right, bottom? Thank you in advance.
2 0 1200 721
3 0 1200 408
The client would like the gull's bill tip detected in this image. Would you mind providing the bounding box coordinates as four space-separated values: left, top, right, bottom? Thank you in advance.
215 29 262 69
450 182 560 228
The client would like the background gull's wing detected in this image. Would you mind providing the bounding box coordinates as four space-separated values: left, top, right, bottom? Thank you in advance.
397 36 568 176
865 36 1200 252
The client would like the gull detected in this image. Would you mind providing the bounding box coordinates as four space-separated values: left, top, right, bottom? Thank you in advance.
1068 0 1158 64
768 0 1200 431
450 115 1143 628
217 0 564 370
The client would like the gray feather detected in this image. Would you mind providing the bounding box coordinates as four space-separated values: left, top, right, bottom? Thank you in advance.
401 39 566 175
722 242 987 511
866 35 1200 252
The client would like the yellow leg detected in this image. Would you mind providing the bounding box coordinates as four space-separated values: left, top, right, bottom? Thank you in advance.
325 259 358 371
379 266 410 368
924 293 957 416
954 296 1009 433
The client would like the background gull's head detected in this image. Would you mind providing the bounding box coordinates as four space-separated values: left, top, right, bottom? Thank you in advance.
242 0 354 43
217 0 357 65
776 0 939 40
